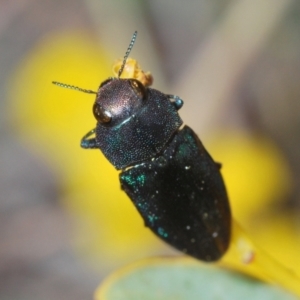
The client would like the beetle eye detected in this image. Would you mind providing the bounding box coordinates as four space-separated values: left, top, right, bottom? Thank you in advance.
93 102 112 124
130 79 147 100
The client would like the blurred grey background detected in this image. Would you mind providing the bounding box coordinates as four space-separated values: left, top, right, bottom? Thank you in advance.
1 0 300 299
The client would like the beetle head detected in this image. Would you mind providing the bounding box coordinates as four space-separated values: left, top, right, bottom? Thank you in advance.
93 78 147 127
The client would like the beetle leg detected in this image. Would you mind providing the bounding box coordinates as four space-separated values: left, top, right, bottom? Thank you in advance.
167 95 184 110
215 162 222 169
81 128 98 149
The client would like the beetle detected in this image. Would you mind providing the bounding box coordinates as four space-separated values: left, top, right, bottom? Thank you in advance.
53 31 231 262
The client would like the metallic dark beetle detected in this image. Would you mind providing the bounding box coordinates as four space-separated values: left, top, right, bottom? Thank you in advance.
53 31 231 262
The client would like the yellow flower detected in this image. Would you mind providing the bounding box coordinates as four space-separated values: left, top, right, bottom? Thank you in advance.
8 31 300 296
8 31 161 271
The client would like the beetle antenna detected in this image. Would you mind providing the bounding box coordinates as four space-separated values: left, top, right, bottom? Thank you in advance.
52 81 97 94
118 31 138 78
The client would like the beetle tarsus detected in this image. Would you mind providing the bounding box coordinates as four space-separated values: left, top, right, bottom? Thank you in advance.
215 162 222 169
167 95 184 110
81 129 98 149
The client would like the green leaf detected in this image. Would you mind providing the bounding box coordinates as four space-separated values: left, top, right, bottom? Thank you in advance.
95 257 297 300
